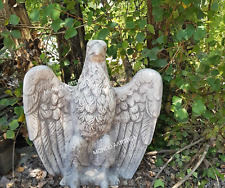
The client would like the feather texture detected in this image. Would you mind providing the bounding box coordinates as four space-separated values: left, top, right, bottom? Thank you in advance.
110 69 163 179
23 65 75 175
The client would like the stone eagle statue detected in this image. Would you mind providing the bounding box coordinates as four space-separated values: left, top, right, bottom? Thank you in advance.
23 40 163 188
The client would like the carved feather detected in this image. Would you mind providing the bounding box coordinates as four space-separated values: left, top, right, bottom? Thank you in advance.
23 65 75 176
110 69 162 179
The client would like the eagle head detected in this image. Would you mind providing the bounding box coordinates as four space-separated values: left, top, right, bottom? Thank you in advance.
86 40 107 63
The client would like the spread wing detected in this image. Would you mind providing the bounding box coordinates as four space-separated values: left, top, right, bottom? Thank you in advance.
23 65 76 175
109 69 163 179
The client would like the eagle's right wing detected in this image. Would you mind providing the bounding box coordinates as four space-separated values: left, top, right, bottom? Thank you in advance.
23 65 76 175
110 69 163 179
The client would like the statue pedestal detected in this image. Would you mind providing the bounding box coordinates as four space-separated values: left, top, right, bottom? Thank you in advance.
61 166 120 187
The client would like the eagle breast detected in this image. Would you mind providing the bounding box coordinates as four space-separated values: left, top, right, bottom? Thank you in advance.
74 40 116 140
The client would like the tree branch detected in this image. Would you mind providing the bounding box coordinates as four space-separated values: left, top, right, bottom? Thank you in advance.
145 149 176 156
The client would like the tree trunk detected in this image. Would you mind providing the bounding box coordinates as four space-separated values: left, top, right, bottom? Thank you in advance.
57 2 86 83
0 0 42 84
123 56 133 82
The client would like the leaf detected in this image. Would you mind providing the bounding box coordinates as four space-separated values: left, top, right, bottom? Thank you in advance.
136 32 145 43
122 41 129 49
134 61 142 71
0 98 9 106
187 169 198 178
108 22 118 28
211 2 219 11
175 108 189 120
9 14 20 25
193 171 198 178
51 19 63 32
51 4 61 20
11 30 21 39
18 114 25 123
127 48 134 55
207 167 216 180
178 160 183 167
126 21 135 29
98 28 110 40
87 11 93 26
142 48 151 57
155 157 164 167
46 4 61 21
147 24 155 34
152 6 163 22
6 130 15 139
8 98 17 105
139 19 147 29
194 27 206 40
64 18 74 28
30 9 40 22
172 96 182 105
207 78 221 91
9 119 19 131
136 43 143 52
157 35 164 44
3 37 14 48
142 47 159 60
1 30 10 37
14 88 22 98
182 131 188 137
14 106 24 116
66 0 75 10
0 116 7 126
154 179 164 188
152 59 167 67
64 60 70 66
26 137 33 146
0 0 3 10
65 27 77 40
219 154 225 162
177 29 188 41
192 99 206 115
152 0 161 7
17 166 25 173
186 24 195 38
182 0 192 6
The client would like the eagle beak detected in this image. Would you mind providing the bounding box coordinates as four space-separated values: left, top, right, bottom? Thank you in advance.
90 44 106 63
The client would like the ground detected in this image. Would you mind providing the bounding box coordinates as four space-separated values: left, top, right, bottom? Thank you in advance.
0 146 224 188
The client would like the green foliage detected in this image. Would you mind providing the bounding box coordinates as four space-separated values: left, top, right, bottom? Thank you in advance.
9 14 20 25
219 154 225 162
0 86 25 140
155 156 164 167
65 27 77 40
97 28 110 40
187 169 197 178
154 179 164 188
11 30 21 39
0 0 3 10
30 9 40 22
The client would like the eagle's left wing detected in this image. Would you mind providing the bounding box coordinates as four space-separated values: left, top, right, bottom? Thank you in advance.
109 69 163 179
23 65 76 175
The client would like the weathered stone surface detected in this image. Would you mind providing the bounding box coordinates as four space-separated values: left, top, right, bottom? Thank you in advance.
23 40 163 188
